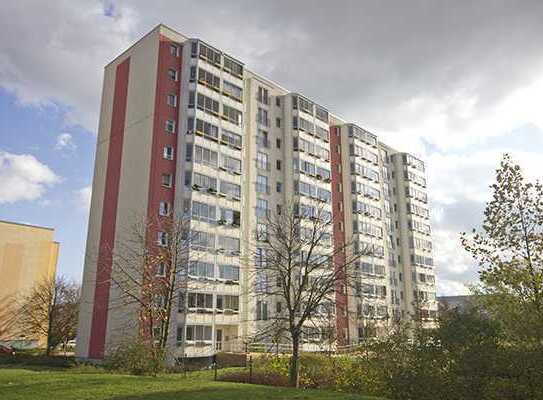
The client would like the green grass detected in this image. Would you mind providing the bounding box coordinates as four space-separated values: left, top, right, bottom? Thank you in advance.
0 366 384 400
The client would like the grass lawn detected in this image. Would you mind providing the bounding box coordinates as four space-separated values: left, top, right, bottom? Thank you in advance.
0 366 384 400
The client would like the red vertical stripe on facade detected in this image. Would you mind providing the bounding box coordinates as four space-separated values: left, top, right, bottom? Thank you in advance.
141 36 181 337
147 36 180 225
89 58 130 359
330 126 349 345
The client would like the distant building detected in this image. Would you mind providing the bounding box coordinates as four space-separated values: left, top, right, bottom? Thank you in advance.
438 295 474 312
0 220 59 347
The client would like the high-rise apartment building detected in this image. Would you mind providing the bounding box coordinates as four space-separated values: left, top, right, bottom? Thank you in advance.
77 24 436 360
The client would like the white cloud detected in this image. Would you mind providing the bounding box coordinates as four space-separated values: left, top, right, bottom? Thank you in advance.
0 1 138 132
437 278 471 297
55 133 76 151
377 75 543 153
0 151 60 204
75 186 92 211
427 148 542 206
427 147 543 295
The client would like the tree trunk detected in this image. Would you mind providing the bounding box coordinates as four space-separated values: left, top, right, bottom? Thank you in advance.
289 334 300 388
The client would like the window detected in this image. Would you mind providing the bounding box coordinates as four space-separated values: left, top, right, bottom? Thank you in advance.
276 138 281 148
199 43 222 66
157 231 168 247
315 106 329 123
220 181 241 198
159 202 170 216
161 174 173 188
163 146 174 160
196 93 219 115
276 302 282 313
216 294 239 311
256 130 269 148
256 301 268 320
257 87 269 105
276 97 281 107
255 247 267 268
167 93 177 107
256 198 268 218
256 152 269 170
193 145 218 167
221 129 242 148
192 172 217 191
195 118 219 139
218 235 240 253
276 181 282 193
256 175 269 194
221 155 242 174
257 107 269 126
197 68 220 91
168 68 178 81
276 160 281 170
165 119 176 133
276 118 281 128
256 223 268 241
223 81 243 101
223 56 243 77
292 116 314 133
185 325 212 341
192 230 215 250
223 104 243 126
188 293 214 309
219 264 239 281
156 262 166 277
292 95 314 115
219 207 240 226
191 201 216 223
188 261 214 279
170 44 179 57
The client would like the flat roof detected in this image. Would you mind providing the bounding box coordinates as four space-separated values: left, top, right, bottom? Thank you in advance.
0 219 55 231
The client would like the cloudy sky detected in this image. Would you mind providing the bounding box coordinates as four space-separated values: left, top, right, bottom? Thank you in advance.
1 0 542 295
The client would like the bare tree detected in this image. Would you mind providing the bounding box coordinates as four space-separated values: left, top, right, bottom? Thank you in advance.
0 295 17 341
250 201 370 387
14 277 80 355
103 215 193 356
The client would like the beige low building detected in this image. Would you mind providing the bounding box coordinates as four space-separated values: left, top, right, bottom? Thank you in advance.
0 220 59 346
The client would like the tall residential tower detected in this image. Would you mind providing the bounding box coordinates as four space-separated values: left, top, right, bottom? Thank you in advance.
77 25 436 360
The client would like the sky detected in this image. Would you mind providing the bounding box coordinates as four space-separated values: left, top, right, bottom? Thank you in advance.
1 0 542 296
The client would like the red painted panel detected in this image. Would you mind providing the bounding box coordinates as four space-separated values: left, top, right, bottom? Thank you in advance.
88 58 130 358
330 126 349 345
140 35 182 338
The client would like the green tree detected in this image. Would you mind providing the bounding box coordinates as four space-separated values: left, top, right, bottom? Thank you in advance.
461 154 543 342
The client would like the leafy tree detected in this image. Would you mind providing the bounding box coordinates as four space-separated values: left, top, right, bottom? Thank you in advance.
15 277 80 355
461 154 543 341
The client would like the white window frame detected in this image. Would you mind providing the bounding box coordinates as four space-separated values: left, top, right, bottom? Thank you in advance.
165 119 176 133
159 201 170 216
156 262 167 277
167 93 177 107
170 44 180 57
163 146 174 160
157 231 168 247
161 173 173 188
168 68 178 81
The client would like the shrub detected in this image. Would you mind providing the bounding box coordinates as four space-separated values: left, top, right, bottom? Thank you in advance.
104 339 165 375
219 370 289 387
216 352 247 368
